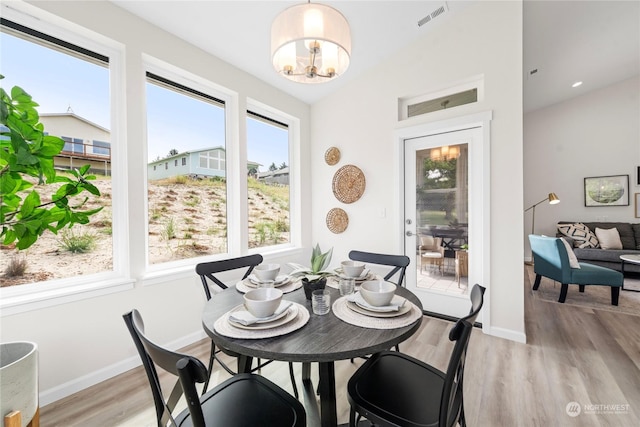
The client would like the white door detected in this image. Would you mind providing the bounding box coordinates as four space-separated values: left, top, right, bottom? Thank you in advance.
403 127 484 319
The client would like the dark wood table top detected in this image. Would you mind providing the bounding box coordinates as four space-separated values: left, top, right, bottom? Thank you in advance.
201 285 423 363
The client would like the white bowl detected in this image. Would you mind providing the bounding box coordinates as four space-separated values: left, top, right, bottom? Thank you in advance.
243 288 283 318
254 263 280 282
359 281 396 307
341 260 365 278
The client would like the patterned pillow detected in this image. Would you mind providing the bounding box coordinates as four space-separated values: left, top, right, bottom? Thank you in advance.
557 223 600 248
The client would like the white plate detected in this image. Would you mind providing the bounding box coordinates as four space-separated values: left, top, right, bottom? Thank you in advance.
354 294 407 313
334 268 372 281
347 301 412 318
248 274 291 287
228 304 298 330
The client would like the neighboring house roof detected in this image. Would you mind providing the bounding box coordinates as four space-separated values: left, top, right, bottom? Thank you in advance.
147 146 261 168
147 146 225 165
40 112 110 133
258 166 289 178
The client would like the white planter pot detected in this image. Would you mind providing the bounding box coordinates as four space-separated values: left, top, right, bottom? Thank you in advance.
0 342 38 427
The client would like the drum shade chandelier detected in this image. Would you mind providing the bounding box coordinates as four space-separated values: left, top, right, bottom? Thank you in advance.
271 1 351 83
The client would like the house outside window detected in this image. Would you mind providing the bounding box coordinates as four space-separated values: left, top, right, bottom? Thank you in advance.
0 17 115 289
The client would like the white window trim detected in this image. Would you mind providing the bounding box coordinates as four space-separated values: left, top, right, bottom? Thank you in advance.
142 56 239 274
0 2 131 316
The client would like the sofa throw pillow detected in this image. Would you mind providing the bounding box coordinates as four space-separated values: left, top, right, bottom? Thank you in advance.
557 222 600 249
560 238 581 269
594 227 623 250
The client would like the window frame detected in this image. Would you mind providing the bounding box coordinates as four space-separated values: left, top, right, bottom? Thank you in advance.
0 6 131 316
142 56 237 275
246 98 301 254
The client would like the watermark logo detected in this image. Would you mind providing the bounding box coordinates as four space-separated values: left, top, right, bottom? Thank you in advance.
566 401 630 417
566 402 581 417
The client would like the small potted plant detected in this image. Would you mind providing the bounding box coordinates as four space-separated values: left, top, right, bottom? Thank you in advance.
288 244 334 299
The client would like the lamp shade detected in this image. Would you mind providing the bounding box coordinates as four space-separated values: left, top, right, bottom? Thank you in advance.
271 2 351 83
548 193 560 204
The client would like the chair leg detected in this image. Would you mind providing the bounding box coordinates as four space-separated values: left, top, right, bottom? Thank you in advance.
611 287 620 306
203 341 216 393
349 408 356 427
288 362 299 399
558 283 568 303
532 274 542 290
579 285 585 293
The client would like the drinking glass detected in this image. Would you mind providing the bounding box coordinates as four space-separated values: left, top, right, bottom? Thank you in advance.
311 289 331 315
339 278 355 296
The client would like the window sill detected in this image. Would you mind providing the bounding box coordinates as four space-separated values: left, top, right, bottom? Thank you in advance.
0 276 135 317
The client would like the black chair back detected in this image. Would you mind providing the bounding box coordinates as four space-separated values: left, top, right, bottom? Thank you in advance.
195 254 263 300
348 250 410 287
441 284 485 426
123 309 207 427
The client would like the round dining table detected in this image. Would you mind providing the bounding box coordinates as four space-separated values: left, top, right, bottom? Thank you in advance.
202 284 423 427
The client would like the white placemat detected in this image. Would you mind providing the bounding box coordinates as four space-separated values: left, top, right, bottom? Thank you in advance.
332 297 422 330
214 302 310 339
326 275 382 289
235 278 302 294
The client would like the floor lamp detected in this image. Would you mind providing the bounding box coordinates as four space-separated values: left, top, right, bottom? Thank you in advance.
525 192 560 264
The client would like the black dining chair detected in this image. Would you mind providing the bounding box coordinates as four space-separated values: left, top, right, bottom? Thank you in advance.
347 284 485 427
195 255 298 397
349 250 411 356
123 309 306 427
348 250 410 287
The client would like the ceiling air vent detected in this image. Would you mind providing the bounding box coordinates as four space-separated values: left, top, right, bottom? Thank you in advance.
418 3 449 27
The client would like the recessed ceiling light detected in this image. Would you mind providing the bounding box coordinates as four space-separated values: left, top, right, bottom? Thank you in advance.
572 81 583 88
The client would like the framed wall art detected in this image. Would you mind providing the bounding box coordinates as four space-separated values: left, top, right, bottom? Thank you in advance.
635 193 640 218
584 175 629 207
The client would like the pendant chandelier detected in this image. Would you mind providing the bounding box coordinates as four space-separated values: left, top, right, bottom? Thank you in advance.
271 1 351 84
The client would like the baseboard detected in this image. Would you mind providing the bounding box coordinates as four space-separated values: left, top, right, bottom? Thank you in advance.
485 325 527 343
39 329 207 407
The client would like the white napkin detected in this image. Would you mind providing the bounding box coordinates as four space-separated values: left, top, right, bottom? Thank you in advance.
347 292 405 312
229 301 292 326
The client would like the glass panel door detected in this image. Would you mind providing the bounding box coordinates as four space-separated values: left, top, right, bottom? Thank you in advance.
404 129 477 317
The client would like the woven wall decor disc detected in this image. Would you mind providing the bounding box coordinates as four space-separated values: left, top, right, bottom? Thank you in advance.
332 164 366 204
326 208 348 234
325 147 341 165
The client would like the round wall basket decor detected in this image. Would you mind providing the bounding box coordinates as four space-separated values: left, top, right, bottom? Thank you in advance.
325 147 341 165
326 208 349 234
332 164 366 204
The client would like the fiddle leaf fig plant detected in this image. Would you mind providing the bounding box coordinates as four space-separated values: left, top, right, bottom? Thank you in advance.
1 75 103 250
288 243 334 282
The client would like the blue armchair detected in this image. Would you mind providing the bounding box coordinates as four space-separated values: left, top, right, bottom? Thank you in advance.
528 235 623 305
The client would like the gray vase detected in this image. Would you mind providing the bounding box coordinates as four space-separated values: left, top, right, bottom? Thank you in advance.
1 341 38 427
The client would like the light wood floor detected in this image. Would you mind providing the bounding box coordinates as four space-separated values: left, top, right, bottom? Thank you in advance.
40 266 640 426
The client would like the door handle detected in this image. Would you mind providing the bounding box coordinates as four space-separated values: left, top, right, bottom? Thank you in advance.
406 231 416 237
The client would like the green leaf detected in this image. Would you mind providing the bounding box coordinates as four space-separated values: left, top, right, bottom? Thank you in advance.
82 182 101 196
2 229 17 245
15 147 39 165
16 233 37 250
79 164 90 175
38 135 65 156
20 191 41 217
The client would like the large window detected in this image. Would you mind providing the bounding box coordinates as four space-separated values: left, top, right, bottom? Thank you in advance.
145 71 227 265
246 111 290 249
0 19 113 287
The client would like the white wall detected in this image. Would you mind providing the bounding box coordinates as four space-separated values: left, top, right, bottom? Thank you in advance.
524 76 640 258
310 1 524 340
1 0 310 405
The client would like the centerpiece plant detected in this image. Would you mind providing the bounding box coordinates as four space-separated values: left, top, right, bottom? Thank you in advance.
288 243 333 299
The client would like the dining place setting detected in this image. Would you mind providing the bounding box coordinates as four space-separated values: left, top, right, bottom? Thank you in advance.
212 257 422 341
